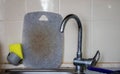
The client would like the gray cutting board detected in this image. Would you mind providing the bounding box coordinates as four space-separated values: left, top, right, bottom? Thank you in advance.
22 11 63 68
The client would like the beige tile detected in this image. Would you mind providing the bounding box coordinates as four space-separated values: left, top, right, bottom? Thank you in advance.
0 21 23 63
59 0 91 21
63 20 77 62
0 0 26 20
93 0 120 21
91 0 120 62
26 0 59 13
88 20 120 62
0 0 4 20
59 0 91 63
5 21 23 43
0 23 5 63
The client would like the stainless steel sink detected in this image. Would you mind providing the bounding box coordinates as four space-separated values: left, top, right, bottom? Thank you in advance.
1 68 104 74
3 68 75 74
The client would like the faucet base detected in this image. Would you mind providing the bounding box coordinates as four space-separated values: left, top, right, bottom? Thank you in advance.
74 65 85 74
75 72 85 74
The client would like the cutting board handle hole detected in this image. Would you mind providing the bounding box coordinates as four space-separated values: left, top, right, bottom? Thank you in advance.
39 15 48 21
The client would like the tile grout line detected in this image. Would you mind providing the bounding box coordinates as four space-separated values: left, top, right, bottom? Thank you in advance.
90 0 94 51
0 20 23 22
58 0 60 14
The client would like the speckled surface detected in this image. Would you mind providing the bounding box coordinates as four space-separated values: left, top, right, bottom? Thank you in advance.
22 11 63 68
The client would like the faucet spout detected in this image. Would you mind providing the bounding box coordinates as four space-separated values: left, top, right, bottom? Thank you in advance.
60 14 83 59
60 14 100 74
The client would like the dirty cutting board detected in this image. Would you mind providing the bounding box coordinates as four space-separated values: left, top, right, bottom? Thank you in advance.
22 11 63 68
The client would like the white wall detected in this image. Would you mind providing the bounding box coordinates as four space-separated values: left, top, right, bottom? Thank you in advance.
0 0 120 68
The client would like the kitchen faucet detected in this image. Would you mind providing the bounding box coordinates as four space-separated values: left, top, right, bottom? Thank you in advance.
60 14 100 74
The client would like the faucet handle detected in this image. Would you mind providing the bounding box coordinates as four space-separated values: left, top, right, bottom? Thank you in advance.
91 50 100 66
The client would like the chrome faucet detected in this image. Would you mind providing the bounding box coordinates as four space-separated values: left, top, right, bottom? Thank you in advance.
60 14 100 74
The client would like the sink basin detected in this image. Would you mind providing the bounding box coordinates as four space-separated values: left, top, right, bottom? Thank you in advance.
1 68 104 74
3 68 75 74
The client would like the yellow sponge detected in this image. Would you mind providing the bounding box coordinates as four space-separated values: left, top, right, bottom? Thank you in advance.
9 43 23 59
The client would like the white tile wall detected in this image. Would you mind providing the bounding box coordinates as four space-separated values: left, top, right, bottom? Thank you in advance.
89 0 120 62
0 0 120 67
92 0 120 21
0 21 23 63
0 0 26 20
59 0 91 63
0 23 5 63
26 0 59 13
59 0 91 21
0 0 25 63
90 20 120 62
